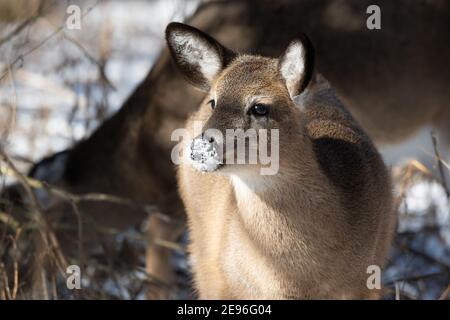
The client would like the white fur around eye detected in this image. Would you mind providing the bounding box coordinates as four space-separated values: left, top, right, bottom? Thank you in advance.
172 32 221 81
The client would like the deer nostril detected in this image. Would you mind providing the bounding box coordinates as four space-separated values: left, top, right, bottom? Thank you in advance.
190 135 221 172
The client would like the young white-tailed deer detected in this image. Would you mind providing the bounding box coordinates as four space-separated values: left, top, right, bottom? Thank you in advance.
7 1 447 299
166 22 395 299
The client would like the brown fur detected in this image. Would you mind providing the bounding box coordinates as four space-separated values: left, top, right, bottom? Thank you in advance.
149 2 449 294
8 0 447 298
167 23 395 299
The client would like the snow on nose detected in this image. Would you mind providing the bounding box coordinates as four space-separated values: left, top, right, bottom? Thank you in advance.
189 137 222 172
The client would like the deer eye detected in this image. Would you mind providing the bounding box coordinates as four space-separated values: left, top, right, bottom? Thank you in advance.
207 99 216 110
251 104 269 116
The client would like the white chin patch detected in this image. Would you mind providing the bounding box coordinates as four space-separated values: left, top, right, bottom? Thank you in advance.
189 138 222 172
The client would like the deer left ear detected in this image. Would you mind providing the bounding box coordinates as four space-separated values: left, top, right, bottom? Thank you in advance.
166 22 235 91
278 33 315 98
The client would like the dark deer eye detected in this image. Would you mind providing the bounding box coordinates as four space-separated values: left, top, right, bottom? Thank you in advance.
251 104 268 116
207 99 216 110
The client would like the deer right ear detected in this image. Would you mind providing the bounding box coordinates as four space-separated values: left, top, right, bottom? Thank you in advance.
278 33 315 99
165 22 235 91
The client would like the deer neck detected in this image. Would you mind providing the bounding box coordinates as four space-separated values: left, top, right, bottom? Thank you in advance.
228 144 335 259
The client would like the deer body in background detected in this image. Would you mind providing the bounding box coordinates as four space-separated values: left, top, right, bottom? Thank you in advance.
166 22 395 299
5 0 449 299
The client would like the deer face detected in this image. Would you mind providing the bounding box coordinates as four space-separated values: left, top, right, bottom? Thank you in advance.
166 23 314 175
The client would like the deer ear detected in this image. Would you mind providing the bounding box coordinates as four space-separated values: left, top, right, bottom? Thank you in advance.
166 22 235 91
278 33 315 98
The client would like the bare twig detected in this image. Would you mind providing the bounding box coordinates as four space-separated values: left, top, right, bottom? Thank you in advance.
0 147 69 275
0 263 12 300
384 271 444 286
9 231 21 300
431 131 450 199
0 61 18 144
395 282 401 300
0 211 20 230
405 245 450 271
0 0 103 82
385 283 418 300
61 32 116 91
0 152 174 224
439 284 450 300
0 1 51 49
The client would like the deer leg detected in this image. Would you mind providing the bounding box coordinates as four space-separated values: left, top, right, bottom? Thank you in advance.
145 215 185 299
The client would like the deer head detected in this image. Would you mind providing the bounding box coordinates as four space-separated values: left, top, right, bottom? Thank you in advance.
166 22 315 176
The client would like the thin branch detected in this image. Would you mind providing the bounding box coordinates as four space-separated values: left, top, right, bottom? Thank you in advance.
405 245 450 271
8 231 22 300
0 152 175 224
384 271 444 286
439 284 450 300
0 0 103 82
0 263 12 300
431 131 450 199
0 1 51 49
0 147 69 274
61 32 116 91
0 211 20 230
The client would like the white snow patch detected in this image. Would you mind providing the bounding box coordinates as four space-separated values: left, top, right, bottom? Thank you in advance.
189 137 222 172
397 180 450 247
398 181 449 229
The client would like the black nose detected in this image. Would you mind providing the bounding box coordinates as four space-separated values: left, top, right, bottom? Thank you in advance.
202 133 215 143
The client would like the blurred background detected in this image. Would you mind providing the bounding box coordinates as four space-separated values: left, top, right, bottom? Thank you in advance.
0 0 197 169
0 0 449 300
